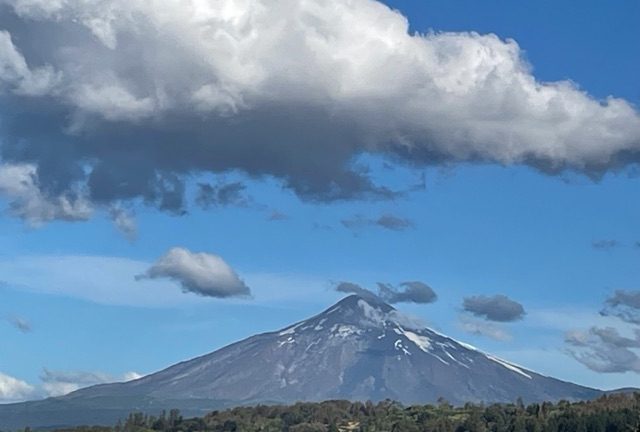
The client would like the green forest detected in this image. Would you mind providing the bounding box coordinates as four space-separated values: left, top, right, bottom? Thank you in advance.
42 393 640 432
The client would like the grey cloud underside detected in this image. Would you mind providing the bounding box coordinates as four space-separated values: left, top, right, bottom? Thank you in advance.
2 101 380 212
463 295 526 322
1 0 639 222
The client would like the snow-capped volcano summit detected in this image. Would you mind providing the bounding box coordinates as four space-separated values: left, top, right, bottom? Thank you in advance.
0 295 602 428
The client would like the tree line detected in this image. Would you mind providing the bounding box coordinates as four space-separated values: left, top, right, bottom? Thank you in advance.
35 393 640 432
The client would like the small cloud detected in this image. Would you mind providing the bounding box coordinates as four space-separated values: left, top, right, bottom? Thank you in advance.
566 292 640 373
341 213 413 232
565 327 640 373
462 294 526 322
600 289 640 324
0 163 92 226
459 317 512 341
378 281 438 304
376 214 414 231
335 280 438 305
267 210 288 221
341 216 367 231
6 316 32 333
592 239 619 250
40 369 143 397
0 371 35 403
109 206 137 242
335 281 375 299
137 247 251 299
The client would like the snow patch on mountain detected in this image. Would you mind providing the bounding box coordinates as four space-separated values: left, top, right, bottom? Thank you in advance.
394 327 432 352
279 322 304 336
331 324 361 338
393 339 412 356
484 354 533 379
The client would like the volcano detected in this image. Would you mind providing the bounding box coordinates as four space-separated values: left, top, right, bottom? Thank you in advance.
0 295 603 429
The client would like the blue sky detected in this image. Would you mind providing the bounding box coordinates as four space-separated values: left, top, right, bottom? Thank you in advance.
1 0 640 399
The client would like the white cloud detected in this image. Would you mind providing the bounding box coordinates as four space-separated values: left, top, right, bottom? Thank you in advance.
0 371 35 402
0 368 145 402
9 0 636 166
40 369 143 397
122 371 143 382
138 247 251 298
0 0 637 219
0 163 92 226
0 30 59 95
109 206 137 241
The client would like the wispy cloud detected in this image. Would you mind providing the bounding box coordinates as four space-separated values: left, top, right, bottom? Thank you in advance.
592 239 619 251
5 316 32 333
267 210 288 221
566 327 640 373
40 369 143 397
601 290 640 324
109 206 137 242
563 290 640 374
341 214 414 232
458 317 512 341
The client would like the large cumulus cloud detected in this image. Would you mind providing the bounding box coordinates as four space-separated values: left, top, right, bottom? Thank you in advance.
1 0 640 223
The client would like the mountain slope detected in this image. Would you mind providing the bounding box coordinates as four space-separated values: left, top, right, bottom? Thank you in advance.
0 295 603 429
